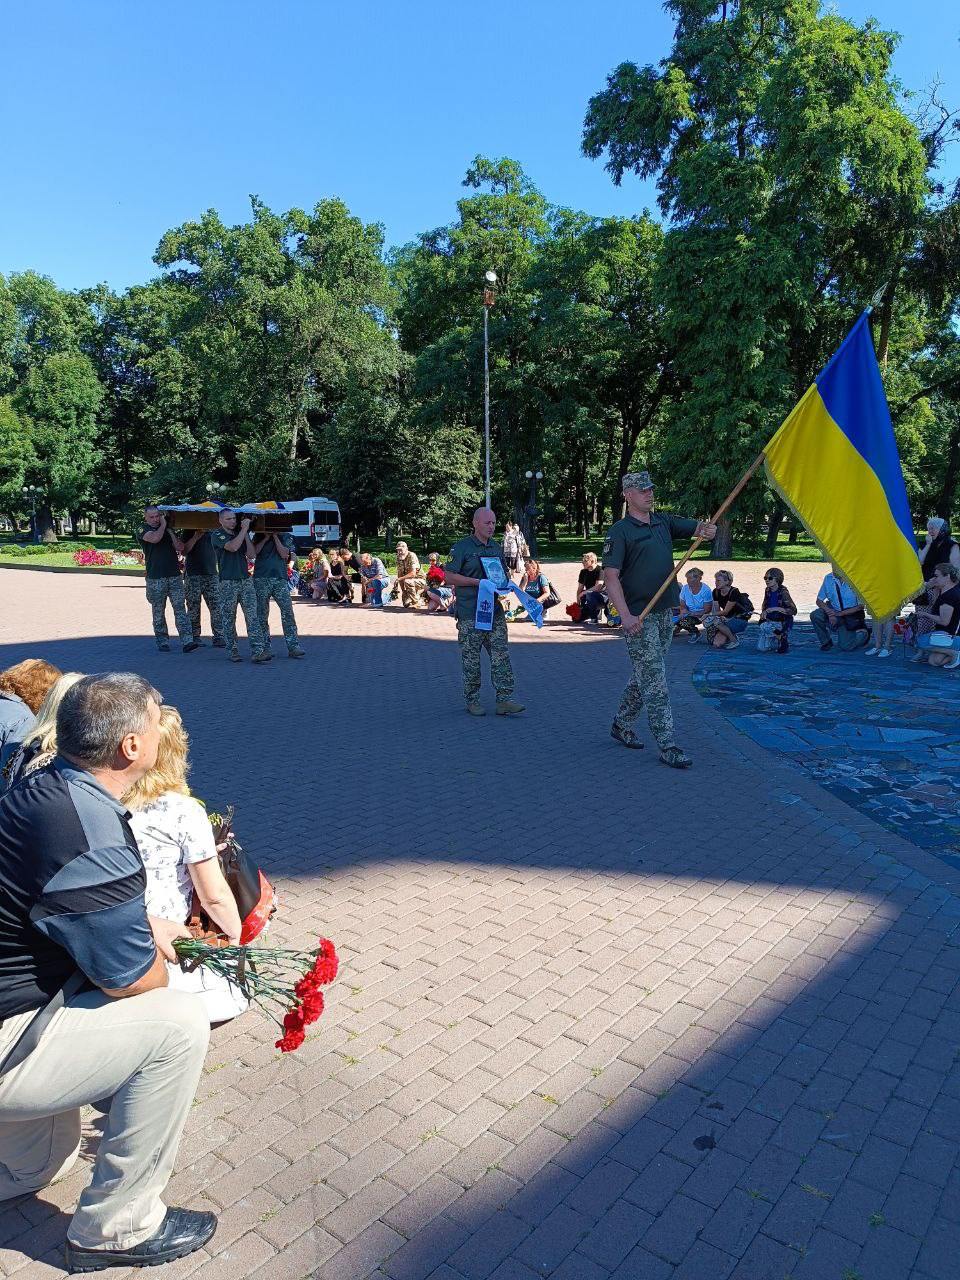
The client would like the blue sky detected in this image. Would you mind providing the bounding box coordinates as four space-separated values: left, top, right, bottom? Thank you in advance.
3 0 958 292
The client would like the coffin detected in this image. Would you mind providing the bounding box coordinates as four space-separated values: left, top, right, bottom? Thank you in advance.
157 502 310 533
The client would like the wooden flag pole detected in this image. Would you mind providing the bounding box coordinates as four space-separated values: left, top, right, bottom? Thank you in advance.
636 450 768 624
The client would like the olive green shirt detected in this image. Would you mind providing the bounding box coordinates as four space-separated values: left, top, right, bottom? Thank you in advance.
139 525 180 580
211 529 252 582
445 535 511 623
252 532 295 580
602 513 699 615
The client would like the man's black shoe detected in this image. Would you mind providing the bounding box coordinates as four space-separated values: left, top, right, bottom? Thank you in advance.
182 641 200 653
820 641 833 651
65 1208 217 1272
610 723 644 750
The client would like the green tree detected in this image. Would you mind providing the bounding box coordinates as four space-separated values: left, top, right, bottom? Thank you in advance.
584 0 930 553
15 352 102 540
0 397 34 523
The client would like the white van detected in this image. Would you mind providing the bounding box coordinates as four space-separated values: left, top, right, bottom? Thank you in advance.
284 497 342 551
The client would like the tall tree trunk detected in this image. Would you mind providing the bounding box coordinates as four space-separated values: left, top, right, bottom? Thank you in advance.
934 417 960 517
764 499 786 558
69 509 83 538
711 515 734 559
37 505 58 544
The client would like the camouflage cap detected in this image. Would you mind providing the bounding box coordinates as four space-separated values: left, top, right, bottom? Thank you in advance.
622 471 654 492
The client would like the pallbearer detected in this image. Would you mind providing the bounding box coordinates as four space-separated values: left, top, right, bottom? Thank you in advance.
140 506 196 653
602 473 716 768
250 531 306 660
179 529 225 647
211 510 267 663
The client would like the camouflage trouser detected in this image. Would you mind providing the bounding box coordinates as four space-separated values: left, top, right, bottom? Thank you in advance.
613 609 675 750
144 576 191 647
219 578 266 657
254 578 301 652
184 574 224 642
397 578 426 608
456 613 515 705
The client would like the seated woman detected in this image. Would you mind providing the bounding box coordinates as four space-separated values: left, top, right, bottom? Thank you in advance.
675 567 714 643
359 552 391 607
125 706 248 1025
0 658 61 777
703 570 752 650
577 552 607 625
512 558 558 620
914 563 960 670
307 548 331 601
425 553 454 613
326 550 352 603
2 671 84 790
758 567 798 654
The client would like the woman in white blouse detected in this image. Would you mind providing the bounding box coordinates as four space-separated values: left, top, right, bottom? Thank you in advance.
125 706 248 1024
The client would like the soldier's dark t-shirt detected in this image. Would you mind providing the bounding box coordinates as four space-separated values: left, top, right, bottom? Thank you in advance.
253 533 294 580
211 529 251 581
139 524 180 579
602 513 699 615
182 531 217 577
445 535 511 623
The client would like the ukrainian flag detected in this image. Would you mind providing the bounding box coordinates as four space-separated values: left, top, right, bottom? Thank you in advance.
764 311 922 620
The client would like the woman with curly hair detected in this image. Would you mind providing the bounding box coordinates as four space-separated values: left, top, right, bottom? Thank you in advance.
2 671 84 791
0 658 61 774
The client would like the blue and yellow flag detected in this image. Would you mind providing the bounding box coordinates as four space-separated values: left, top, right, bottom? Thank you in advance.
764 311 922 620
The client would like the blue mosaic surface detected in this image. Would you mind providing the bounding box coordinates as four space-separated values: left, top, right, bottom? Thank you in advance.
693 628 960 867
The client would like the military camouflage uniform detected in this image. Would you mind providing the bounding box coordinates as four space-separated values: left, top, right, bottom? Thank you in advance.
456 613 515 705
211 527 264 659
603 472 700 753
253 533 302 654
219 579 265 658
612 611 675 749
394 550 427 608
145 576 191 648
184 576 224 642
446 534 516 708
140 522 191 649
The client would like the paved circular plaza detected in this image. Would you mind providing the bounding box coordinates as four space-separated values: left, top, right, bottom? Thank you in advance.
2 566 960 1280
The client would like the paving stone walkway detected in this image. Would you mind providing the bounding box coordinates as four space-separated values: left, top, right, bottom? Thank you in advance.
2 568 960 1280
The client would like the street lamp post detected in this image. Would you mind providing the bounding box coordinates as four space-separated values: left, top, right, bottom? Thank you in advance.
206 482 227 503
482 270 497 508
21 486 40 544
524 469 544 558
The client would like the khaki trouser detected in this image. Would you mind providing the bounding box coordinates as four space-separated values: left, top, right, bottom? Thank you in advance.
0 986 209 1249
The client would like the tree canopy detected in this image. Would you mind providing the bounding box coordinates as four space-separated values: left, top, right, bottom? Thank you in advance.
3 1 958 547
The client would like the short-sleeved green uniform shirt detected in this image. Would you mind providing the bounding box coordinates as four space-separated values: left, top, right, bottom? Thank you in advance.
139 525 180 580
253 533 294 580
445 535 511 623
181 531 217 577
602 513 699 615
211 529 251 581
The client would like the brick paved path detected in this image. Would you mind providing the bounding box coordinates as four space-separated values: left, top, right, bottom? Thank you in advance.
2 567 960 1280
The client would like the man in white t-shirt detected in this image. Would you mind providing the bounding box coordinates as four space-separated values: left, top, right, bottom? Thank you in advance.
811 567 869 651
675 567 714 645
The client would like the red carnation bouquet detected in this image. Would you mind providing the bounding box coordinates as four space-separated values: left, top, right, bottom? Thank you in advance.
173 935 339 1053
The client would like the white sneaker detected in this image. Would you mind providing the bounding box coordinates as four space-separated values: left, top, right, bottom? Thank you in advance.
876 648 891 658
865 646 878 656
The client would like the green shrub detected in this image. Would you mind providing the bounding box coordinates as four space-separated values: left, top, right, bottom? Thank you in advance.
0 541 98 557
